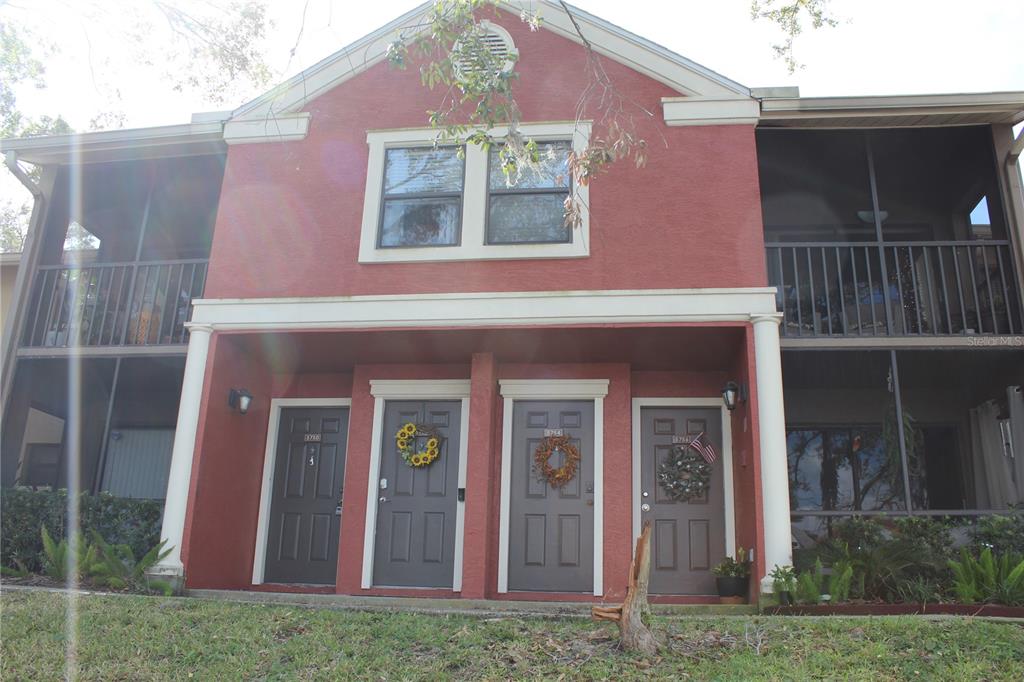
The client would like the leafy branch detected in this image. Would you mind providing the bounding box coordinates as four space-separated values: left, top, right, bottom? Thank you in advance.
751 0 840 73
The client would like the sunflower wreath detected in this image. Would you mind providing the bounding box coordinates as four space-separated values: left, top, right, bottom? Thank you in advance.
656 443 712 502
395 422 443 468
533 434 581 489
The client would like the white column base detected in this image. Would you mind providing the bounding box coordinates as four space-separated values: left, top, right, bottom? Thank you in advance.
151 323 213 580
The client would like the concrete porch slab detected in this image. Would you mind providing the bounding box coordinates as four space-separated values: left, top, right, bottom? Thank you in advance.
186 589 759 618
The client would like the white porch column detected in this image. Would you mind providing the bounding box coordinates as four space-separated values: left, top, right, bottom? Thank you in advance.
150 323 213 580
752 313 793 592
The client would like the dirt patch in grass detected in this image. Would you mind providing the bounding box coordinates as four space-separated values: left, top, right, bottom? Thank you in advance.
2 589 1023 680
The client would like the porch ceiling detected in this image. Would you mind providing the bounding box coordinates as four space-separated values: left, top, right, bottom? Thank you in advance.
226 325 746 374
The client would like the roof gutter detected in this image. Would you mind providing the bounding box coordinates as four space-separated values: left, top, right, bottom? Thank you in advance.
3 151 42 198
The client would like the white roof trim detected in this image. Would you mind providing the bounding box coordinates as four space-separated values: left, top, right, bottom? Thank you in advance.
662 96 760 127
0 122 225 165
760 91 1024 126
229 0 751 125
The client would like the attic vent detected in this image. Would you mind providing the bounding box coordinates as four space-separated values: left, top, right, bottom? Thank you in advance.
452 21 516 80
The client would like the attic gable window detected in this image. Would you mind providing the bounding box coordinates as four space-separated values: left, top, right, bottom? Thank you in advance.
359 122 590 263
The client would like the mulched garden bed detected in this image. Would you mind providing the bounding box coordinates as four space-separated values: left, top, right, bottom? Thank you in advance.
766 602 1024 618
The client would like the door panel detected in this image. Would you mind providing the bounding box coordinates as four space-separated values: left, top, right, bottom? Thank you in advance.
508 400 594 592
373 400 460 588
640 407 725 595
263 407 349 585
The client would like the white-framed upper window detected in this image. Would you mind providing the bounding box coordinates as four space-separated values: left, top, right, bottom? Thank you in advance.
359 122 591 263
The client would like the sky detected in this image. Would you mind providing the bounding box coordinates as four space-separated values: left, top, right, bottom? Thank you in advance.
6 0 1024 131
2 0 1023 207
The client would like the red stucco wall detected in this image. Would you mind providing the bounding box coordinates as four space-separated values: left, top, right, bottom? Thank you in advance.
204 12 766 300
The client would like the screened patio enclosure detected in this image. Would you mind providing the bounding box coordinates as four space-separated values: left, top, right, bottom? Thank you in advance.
782 349 1024 553
758 127 1023 338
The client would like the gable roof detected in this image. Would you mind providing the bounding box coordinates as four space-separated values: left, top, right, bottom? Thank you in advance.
229 1 751 123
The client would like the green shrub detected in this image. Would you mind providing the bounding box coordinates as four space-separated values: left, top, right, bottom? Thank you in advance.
39 527 100 582
948 548 1024 606
770 564 797 593
1 488 163 573
795 570 820 605
829 560 854 602
895 575 944 604
87 531 173 595
970 510 1024 556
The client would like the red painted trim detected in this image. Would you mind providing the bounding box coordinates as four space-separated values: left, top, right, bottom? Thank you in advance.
355 588 460 599
250 583 335 594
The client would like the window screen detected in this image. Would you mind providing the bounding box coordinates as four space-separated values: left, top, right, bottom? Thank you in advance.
487 141 571 244
379 147 464 247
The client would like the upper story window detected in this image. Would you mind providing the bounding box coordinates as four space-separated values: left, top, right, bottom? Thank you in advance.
360 122 590 263
487 141 572 245
379 147 464 247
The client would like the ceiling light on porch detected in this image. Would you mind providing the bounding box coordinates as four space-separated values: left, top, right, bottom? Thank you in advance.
228 388 253 414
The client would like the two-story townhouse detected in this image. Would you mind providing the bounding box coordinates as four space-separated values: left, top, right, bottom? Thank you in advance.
2 1 1022 603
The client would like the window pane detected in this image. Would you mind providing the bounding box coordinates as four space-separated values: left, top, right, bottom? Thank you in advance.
384 147 463 195
487 193 569 244
489 141 571 189
380 198 460 247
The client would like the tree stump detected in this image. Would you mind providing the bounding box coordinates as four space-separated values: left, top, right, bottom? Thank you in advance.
591 520 659 655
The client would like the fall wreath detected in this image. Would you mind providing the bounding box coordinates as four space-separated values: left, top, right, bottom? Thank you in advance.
656 444 712 502
395 422 442 468
533 434 581 488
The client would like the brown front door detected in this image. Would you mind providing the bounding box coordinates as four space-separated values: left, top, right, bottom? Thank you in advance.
263 407 349 585
639 406 726 595
508 400 595 593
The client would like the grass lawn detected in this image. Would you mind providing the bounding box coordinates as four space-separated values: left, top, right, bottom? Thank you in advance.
2 590 1023 680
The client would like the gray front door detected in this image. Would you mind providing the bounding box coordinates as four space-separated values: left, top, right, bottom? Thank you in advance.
508 400 594 593
640 406 726 595
264 407 349 585
373 400 461 588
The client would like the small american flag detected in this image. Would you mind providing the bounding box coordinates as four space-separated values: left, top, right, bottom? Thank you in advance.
689 432 717 465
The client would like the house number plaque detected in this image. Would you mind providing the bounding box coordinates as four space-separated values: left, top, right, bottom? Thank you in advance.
672 435 692 445
543 429 564 437
304 433 322 443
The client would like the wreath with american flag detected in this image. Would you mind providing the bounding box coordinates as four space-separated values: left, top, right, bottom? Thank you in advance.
656 432 716 502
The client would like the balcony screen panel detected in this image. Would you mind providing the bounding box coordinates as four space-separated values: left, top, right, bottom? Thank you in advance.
487 194 569 244
870 127 1008 242
782 350 906 512
488 141 571 189
896 350 1024 512
380 198 460 247
384 147 464 194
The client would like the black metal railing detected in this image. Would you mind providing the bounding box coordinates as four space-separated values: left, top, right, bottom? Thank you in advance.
766 241 1023 337
21 259 208 348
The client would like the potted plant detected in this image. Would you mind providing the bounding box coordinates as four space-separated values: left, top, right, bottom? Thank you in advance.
713 547 751 602
770 564 797 605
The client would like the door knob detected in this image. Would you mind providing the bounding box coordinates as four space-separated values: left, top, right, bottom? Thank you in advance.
641 503 651 512
379 496 389 503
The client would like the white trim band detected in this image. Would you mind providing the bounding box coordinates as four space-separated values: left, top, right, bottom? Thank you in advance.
190 287 780 330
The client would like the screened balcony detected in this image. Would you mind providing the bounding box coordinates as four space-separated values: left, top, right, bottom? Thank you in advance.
758 127 1024 338
17 154 223 351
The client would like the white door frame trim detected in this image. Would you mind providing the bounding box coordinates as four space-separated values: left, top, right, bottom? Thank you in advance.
497 379 610 596
630 398 736 562
361 380 472 591
252 397 352 586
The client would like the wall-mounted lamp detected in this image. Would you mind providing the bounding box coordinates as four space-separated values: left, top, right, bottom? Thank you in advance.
228 388 253 415
721 381 745 411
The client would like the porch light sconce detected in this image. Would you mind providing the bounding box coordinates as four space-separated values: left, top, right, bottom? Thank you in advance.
228 388 253 415
721 381 745 411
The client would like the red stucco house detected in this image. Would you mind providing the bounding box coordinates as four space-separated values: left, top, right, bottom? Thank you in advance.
3 1 1023 603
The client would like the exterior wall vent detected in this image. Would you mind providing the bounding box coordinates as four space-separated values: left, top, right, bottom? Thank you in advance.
452 21 517 79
